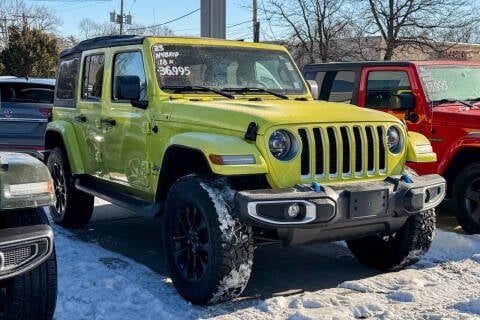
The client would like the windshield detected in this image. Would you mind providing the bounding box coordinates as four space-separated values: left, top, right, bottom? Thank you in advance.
417 65 480 102
152 44 307 95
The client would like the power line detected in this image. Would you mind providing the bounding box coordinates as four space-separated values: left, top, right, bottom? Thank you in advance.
128 8 200 32
226 20 250 28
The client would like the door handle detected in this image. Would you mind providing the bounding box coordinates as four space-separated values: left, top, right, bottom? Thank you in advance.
74 114 87 122
100 118 116 126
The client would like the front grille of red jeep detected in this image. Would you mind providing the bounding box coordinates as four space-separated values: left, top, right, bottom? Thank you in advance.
298 125 387 180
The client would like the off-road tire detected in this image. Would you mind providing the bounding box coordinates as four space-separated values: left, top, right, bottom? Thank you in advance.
452 162 480 234
163 175 254 305
47 147 94 227
0 208 57 320
346 209 435 270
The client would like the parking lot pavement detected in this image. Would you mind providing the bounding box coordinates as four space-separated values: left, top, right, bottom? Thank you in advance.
435 200 465 234
67 198 464 300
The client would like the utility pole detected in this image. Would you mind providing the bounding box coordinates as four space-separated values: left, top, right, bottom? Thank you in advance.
119 0 124 34
253 0 260 42
110 0 132 35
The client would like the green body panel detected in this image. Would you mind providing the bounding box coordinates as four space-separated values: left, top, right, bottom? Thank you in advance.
406 131 437 163
46 120 85 173
166 133 268 175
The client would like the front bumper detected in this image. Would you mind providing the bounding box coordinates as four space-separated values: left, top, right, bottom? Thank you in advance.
0 224 54 281
236 174 445 229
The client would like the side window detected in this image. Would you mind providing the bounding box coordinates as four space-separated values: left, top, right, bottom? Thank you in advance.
56 57 79 107
112 51 147 101
366 71 411 108
82 54 105 100
329 71 355 103
312 71 354 102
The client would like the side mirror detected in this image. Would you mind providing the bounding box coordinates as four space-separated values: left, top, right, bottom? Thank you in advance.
115 75 140 101
391 93 415 111
306 80 319 100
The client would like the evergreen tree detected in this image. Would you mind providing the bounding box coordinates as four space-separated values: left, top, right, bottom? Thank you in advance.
1 23 58 78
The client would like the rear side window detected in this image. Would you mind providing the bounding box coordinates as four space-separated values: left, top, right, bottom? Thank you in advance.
0 83 54 104
310 70 355 103
329 71 354 103
56 57 79 107
366 71 411 108
82 54 105 101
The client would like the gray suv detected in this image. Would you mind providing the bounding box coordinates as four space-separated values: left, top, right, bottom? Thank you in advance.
0 152 57 319
0 77 55 160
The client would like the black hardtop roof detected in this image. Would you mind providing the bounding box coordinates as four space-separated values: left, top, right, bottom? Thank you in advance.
60 35 145 58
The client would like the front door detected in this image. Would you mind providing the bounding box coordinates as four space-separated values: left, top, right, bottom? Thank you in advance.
100 50 150 190
358 67 422 133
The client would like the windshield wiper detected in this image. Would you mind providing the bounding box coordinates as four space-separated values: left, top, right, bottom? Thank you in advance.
431 98 475 109
465 97 480 102
161 85 235 99
222 87 289 100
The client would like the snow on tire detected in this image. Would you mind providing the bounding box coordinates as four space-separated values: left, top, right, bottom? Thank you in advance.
346 209 435 271
162 175 254 305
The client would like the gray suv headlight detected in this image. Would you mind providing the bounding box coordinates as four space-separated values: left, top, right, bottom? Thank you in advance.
268 130 299 161
387 126 404 154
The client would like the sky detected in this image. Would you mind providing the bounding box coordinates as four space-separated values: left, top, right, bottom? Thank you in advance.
50 201 480 319
25 0 270 41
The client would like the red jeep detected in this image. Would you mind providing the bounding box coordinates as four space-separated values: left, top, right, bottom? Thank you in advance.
303 61 480 233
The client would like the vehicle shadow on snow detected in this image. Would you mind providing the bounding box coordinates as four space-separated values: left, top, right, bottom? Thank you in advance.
70 201 383 302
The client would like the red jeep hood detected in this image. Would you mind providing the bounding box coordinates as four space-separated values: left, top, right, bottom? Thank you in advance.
434 104 480 127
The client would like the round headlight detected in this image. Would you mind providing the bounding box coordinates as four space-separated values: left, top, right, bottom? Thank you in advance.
269 130 298 161
387 126 403 154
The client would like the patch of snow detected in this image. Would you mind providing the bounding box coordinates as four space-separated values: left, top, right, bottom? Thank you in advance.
451 299 480 316
387 291 415 302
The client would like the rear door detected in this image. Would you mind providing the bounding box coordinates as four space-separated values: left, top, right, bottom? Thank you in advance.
0 82 54 152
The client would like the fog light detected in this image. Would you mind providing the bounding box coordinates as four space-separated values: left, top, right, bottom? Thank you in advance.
287 203 300 218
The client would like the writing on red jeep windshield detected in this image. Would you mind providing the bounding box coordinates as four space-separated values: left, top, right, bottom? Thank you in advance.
417 65 480 102
151 44 306 95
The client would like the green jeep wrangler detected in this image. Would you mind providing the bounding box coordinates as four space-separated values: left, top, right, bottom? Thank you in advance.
45 35 445 305
0 152 57 319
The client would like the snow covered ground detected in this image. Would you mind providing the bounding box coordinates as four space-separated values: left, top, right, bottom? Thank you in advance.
52 214 480 320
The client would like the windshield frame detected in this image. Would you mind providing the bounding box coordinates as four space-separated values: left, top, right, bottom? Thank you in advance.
151 43 307 97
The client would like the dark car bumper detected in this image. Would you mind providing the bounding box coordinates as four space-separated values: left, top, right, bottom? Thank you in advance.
0 224 54 281
236 174 445 244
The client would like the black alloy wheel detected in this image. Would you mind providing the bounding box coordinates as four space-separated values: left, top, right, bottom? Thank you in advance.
171 202 211 281
46 147 94 227
50 161 67 217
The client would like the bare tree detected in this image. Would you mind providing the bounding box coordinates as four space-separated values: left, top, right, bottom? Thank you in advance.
78 18 174 40
78 18 118 39
262 0 354 65
0 0 59 48
362 0 479 60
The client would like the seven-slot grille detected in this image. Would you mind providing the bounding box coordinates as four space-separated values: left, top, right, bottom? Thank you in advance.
298 125 387 180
